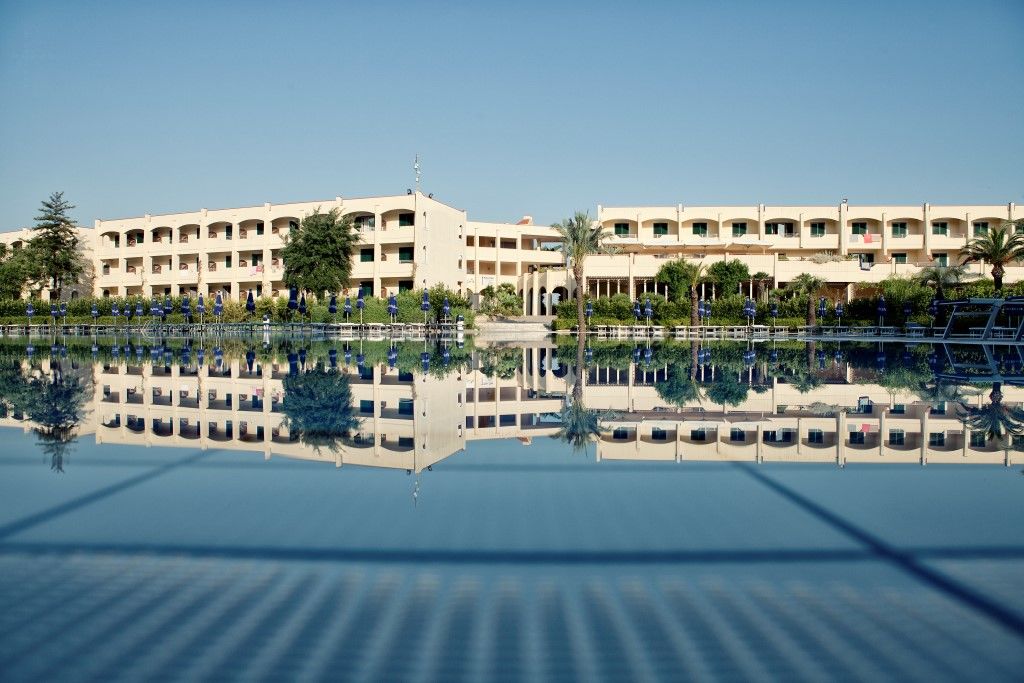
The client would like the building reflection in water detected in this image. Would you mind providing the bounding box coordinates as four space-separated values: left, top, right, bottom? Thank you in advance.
1 336 1023 472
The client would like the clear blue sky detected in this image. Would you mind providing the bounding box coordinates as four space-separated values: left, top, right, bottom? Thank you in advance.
1 0 1021 230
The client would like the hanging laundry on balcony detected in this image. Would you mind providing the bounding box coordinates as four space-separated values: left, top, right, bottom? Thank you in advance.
863 233 873 243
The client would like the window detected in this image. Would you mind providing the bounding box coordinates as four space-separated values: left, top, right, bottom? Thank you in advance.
653 222 668 237
808 429 824 444
857 253 875 265
851 222 867 235
398 398 414 416
359 400 374 414
970 431 986 448
360 248 374 263
891 222 908 238
613 427 630 440
890 403 906 415
730 427 745 442
732 222 747 237
614 222 630 236
398 246 414 263
973 221 989 236
690 429 707 442
359 365 374 380
399 280 414 292
225 225 233 240
810 222 826 237
692 222 708 237
765 223 779 235
225 255 232 268
856 397 873 414
651 427 667 441
929 432 945 447
398 212 415 227
850 431 865 445
359 281 373 296
893 253 907 264
932 221 948 235
934 254 948 267
888 429 905 446
251 252 262 266
256 222 264 236
930 402 946 415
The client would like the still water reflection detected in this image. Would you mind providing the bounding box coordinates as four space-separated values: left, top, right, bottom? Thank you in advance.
1 335 1023 681
3 336 1023 472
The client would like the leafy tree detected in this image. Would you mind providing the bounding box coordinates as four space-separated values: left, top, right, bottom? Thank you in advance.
0 244 35 300
960 226 1024 292
785 273 826 325
553 211 614 334
707 259 750 297
30 192 84 300
479 283 523 316
281 208 359 298
655 343 703 406
704 371 748 407
656 259 706 325
915 264 974 300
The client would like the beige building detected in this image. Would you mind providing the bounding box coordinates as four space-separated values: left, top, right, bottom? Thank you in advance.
90 192 562 302
5 192 1021 314
522 201 1023 315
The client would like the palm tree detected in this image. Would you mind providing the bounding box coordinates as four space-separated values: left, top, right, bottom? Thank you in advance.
786 273 826 326
553 211 613 335
751 271 772 302
915 264 973 300
960 226 1024 292
656 259 707 326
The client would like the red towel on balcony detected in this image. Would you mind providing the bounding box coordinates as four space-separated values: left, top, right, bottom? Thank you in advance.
863 233 873 243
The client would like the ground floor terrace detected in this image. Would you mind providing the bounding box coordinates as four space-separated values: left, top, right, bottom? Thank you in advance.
518 251 1024 315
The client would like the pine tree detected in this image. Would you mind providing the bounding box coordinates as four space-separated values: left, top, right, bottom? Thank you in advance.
30 192 84 300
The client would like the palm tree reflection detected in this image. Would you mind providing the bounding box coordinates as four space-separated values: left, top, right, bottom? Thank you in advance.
552 336 612 455
958 382 1024 451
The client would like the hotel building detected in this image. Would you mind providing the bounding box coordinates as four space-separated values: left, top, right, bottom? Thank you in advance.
4 191 1018 312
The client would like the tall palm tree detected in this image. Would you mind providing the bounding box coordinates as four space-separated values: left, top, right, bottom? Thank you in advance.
915 264 973 300
655 260 706 326
786 273 826 326
553 211 613 335
552 335 612 454
960 226 1024 292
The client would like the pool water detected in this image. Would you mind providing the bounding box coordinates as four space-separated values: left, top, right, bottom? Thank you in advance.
1 336 1022 681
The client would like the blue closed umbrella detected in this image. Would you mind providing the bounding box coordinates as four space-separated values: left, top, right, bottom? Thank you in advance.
344 296 353 320
151 297 161 317
818 297 827 319
246 290 255 315
110 301 118 319
298 293 307 317
421 289 431 325
135 299 144 319
163 295 172 317
421 350 431 371
214 292 223 318
644 298 653 321
50 304 57 321
328 294 337 316
388 294 398 321
181 296 191 320
91 302 98 320
585 301 593 320
903 303 912 322
356 291 365 325
388 345 398 368
287 286 298 311
287 352 298 376
443 297 451 318
328 348 338 368
26 301 34 322
633 300 642 320
770 302 778 320
59 302 67 323
877 295 887 324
